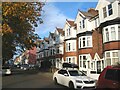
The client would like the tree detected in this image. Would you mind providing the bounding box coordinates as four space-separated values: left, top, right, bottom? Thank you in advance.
2 2 44 64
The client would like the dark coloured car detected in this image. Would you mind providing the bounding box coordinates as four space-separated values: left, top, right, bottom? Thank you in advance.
96 65 120 89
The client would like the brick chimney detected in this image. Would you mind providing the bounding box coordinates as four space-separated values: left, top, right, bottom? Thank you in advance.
88 8 98 16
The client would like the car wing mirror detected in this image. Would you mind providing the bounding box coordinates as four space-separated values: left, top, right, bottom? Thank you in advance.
64 73 69 76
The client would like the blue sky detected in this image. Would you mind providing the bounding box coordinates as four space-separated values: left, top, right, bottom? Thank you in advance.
35 2 98 39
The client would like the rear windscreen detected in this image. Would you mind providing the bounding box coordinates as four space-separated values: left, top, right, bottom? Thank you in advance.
105 69 120 82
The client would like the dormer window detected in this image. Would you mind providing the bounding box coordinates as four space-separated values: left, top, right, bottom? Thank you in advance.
80 21 82 29
82 19 85 28
103 7 107 18
79 19 85 29
67 27 71 36
108 4 113 16
103 3 113 18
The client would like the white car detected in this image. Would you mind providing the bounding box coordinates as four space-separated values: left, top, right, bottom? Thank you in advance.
53 68 97 89
2 66 11 75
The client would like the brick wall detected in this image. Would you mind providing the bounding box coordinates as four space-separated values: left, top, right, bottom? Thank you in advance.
104 41 120 51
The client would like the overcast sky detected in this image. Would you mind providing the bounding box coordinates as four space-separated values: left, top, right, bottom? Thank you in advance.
35 2 98 39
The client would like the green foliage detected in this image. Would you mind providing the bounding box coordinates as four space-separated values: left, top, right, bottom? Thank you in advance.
2 2 44 64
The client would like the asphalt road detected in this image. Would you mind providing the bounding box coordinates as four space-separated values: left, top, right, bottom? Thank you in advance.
2 69 96 90
2 69 66 89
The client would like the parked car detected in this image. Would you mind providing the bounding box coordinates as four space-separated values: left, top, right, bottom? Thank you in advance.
96 65 120 89
2 66 11 75
20 64 29 70
53 63 97 89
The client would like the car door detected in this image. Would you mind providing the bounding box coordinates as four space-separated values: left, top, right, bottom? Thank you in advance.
57 69 66 85
61 70 70 86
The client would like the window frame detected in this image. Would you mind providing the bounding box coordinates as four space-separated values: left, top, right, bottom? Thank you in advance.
103 3 113 18
79 36 92 49
103 25 119 43
79 54 89 69
105 50 119 66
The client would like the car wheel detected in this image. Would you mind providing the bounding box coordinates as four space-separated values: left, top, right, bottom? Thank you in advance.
54 78 58 85
69 81 74 89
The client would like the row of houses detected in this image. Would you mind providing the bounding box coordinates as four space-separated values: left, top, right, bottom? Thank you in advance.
36 0 120 79
14 47 37 67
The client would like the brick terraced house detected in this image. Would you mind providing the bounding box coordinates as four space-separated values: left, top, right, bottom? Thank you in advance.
36 0 120 79
63 19 77 64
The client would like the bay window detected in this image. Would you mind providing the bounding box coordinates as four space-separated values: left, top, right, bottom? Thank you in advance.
79 54 88 69
103 25 120 43
105 51 119 66
66 41 76 52
79 36 92 48
111 27 116 40
66 57 76 64
118 26 120 39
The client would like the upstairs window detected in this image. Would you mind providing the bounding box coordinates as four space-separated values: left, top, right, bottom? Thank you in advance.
108 4 113 16
105 28 109 42
111 27 116 40
118 26 120 39
103 7 107 18
66 27 71 36
79 36 92 48
80 21 82 29
66 41 76 52
79 19 85 29
103 25 119 43
82 20 85 28
103 4 113 18
68 43 71 51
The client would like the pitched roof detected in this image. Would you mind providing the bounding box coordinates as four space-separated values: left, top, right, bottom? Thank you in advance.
56 27 64 36
79 8 98 18
44 37 49 42
49 32 54 38
80 11 94 18
66 19 75 26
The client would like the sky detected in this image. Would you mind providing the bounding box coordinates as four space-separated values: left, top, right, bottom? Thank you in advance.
35 1 98 39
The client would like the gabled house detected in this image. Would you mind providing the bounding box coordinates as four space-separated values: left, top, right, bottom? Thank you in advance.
54 27 64 69
96 0 120 67
75 8 99 72
63 19 77 64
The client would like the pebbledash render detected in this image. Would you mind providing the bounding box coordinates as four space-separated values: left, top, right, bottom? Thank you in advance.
36 0 120 79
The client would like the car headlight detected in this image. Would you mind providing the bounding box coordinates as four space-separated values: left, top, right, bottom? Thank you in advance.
76 80 83 83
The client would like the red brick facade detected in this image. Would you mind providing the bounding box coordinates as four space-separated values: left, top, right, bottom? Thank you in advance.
104 41 120 51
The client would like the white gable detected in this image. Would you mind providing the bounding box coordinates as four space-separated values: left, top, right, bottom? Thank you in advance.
87 54 92 61
54 29 58 35
96 0 111 10
75 10 85 24
94 53 101 60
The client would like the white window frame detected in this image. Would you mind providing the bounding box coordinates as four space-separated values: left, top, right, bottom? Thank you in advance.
79 19 85 29
103 3 113 18
67 27 71 36
108 4 113 16
103 25 119 43
79 54 89 69
79 36 92 48
118 26 120 39
66 57 76 64
66 41 76 52
105 50 119 67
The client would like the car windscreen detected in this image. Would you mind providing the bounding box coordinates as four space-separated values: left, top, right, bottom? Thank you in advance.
68 70 86 76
